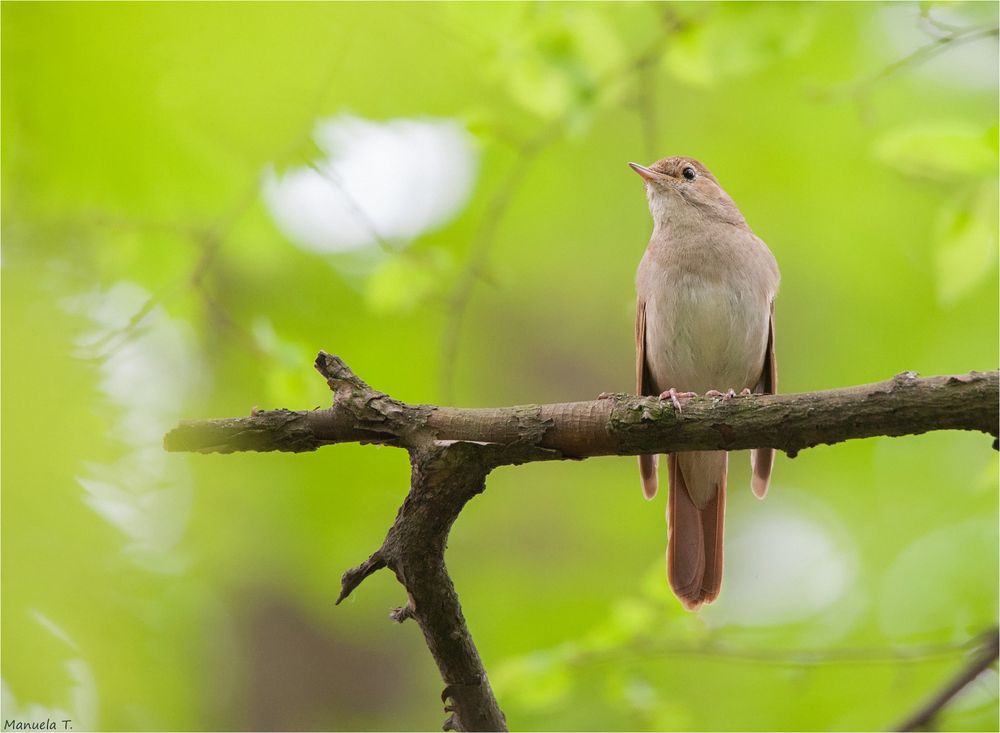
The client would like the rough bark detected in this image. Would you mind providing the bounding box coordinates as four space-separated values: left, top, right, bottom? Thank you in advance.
163 352 1000 731
368 444 508 732
165 358 998 459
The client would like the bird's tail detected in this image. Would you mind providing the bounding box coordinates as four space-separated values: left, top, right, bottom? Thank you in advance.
666 451 727 610
639 454 658 499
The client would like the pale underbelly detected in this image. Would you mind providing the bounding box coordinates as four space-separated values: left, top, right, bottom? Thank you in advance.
644 279 769 394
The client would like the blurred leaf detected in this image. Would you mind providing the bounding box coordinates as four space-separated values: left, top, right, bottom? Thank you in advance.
934 182 999 304
252 316 307 368
364 248 453 315
874 122 998 181
492 649 573 712
252 317 313 406
604 671 696 730
499 7 625 121
583 598 655 652
461 107 498 142
879 518 998 641
664 3 820 87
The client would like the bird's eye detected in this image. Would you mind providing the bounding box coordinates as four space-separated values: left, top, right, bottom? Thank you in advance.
682 166 696 181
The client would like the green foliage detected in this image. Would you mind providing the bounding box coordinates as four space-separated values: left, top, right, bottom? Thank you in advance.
663 3 821 86
875 120 999 303
874 122 998 180
365 249 455 315
934 182 999 304
500 6 626 121
3 2 997 731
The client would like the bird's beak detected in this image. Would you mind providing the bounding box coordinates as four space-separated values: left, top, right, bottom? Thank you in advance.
628 162 661 182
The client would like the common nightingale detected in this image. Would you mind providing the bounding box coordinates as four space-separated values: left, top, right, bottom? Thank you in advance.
630 156 779 610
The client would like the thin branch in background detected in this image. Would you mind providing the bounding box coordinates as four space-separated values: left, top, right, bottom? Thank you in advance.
567 631 993 670
825 21 999 106
861 24 998 90
81 290 162 359
918 5 972 38
191 277 265 358
75 214 201 354
77 169 265 358
437 119 561 403
180 44 364 352
894 627 999 732
631 48 660 163
625 7 686 164
79 42 351 360
305 161 399 256
625 4 682 158
631 6 668 162
187 180 272 354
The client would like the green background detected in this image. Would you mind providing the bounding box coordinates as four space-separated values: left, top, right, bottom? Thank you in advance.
3 2 998 730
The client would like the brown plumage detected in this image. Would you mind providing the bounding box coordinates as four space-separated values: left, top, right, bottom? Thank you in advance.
631 156 779 610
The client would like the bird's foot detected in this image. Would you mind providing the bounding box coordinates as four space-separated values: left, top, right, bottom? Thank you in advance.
596 392 614 400
705 388 752 401
658 388 697 412
705 389 736 401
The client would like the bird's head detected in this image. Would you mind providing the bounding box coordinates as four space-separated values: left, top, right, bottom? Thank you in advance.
629 156 745 227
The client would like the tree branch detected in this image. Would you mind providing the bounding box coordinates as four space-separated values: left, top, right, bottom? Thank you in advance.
166 356 998 459
163 352 999 731
375 443 509 731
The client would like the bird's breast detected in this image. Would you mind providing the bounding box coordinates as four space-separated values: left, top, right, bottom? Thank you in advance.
640 257 771 394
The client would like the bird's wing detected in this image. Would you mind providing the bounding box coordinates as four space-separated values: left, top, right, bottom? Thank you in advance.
750 300 777 498
636 297 658 499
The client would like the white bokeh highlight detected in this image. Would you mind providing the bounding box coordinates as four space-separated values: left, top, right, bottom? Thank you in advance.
707 504 852 626
263 115 478 253
64 282 202 566
0 613 98 730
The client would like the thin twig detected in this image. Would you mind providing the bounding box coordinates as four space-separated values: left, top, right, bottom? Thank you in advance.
306 161 398 255
895 627 999 731
918 6 972 38
437 120 561 403
829 23 999 103
563 631 992 670
75 175 263 357
634 54 659 163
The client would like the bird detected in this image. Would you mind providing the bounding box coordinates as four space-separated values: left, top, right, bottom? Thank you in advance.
630 156 779 610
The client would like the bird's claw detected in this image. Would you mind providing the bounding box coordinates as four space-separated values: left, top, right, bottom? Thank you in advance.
705 389 737 400
596 391 613 400
706 388 750 401
658 388 697 412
